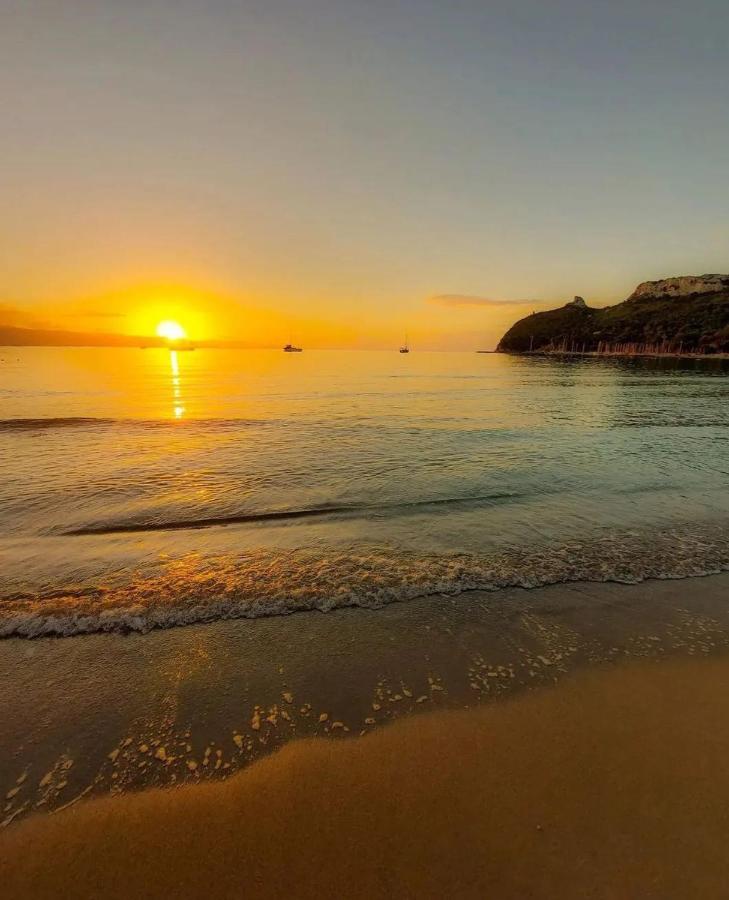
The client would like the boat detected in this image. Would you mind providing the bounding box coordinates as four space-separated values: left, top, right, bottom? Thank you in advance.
283 343 303 353
399 335 410 354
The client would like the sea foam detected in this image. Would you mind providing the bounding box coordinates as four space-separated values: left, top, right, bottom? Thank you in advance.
1 524 728 639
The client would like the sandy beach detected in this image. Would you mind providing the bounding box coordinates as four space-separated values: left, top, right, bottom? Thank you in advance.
4 651 729 898
1 574 729 896
3 573 729 822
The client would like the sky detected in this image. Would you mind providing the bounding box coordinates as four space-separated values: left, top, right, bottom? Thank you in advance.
1 0 728 349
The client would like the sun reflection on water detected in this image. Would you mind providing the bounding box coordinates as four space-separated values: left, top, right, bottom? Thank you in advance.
169 350 185 419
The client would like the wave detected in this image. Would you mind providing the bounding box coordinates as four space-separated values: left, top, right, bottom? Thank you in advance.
2 524 729 639
0 417 117 431
68 506 357 534
65 493 527 535
0 417 267 432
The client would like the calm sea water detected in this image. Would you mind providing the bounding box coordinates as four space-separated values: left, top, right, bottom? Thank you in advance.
2 347 729 637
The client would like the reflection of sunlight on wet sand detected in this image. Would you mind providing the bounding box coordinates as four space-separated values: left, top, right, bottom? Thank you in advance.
169 350 185 419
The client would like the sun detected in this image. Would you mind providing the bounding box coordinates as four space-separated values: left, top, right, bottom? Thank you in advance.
156 320 187 342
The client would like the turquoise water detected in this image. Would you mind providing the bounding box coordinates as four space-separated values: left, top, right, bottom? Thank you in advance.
2 347 729 636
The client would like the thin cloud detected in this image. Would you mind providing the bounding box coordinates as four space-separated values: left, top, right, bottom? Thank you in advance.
429 294 542 308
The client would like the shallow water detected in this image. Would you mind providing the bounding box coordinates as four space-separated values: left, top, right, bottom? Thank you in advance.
2 347 729 636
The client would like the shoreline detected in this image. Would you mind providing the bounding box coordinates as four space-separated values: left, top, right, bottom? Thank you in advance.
4 653 729 897
2 572 729 829
5 519 729 639
498 349 729 361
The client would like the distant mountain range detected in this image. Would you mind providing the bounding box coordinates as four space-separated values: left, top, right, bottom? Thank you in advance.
497 275 729 354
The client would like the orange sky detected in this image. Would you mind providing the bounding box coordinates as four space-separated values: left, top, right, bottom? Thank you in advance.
1 284 551 351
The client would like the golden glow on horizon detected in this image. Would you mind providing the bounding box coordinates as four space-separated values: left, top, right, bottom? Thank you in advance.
5 281 524 351
156 320 187 341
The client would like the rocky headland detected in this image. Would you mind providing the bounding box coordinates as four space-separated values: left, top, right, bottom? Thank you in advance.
497 274 729 354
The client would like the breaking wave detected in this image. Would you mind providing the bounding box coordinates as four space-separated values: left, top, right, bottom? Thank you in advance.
2 524 729 639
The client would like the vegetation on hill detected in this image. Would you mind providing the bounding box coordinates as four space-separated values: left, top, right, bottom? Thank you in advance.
497 278 729 354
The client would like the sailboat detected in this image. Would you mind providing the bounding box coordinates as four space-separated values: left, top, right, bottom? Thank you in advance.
399 334 410 354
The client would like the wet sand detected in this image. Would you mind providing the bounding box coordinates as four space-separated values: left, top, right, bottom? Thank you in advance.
3 653 729 898
2 574 729 826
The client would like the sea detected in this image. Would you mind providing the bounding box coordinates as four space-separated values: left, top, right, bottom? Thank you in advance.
2 346 729 639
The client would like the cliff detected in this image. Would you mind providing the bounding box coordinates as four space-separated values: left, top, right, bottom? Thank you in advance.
628 275 729 300
497 275 729 354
